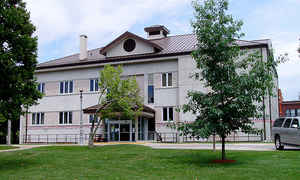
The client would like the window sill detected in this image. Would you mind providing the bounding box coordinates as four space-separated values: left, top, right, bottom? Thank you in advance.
161 120 174 123
59 93 74 96
156 86 177 90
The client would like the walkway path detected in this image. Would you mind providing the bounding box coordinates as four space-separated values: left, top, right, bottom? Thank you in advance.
0 144 51 153
1 142 300 152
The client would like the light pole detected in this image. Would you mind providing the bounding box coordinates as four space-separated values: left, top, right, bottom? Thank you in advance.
79 89 83 145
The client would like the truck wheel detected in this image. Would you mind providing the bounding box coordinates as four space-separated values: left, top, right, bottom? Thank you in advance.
275 136 284 150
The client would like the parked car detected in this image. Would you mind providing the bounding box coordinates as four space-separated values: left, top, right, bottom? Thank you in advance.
272 117 300 150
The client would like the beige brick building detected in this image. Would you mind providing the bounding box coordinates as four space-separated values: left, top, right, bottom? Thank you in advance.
19 25 279 144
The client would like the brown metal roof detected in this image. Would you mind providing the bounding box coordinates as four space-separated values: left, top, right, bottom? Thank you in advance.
37 33 269 70
83 104 155 114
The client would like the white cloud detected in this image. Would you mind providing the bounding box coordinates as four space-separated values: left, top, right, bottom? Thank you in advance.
249 0 300 100
25 0 192 57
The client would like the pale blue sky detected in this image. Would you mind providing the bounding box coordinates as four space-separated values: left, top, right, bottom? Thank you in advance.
25 0 300 100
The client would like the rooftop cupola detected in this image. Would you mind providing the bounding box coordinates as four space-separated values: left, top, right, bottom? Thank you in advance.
144 25 170 40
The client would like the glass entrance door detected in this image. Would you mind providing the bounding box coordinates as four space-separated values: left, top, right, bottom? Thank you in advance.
110 124 119 141
120 124 130 141
109 121 131 141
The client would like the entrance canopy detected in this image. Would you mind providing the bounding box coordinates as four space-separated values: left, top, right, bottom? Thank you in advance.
83 104 155 118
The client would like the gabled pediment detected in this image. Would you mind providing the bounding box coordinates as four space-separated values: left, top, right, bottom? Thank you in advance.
99 31 163 57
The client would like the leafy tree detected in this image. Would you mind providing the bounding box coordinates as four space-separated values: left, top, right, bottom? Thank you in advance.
0 0 42 125
179 0 277 160
88 65 143 147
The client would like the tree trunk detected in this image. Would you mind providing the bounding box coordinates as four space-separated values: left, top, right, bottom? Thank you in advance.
7 120 11 145
221 135 226 160
88 132 94 148
213 133 216 152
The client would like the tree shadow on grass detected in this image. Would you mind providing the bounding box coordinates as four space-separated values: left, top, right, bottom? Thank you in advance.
166 150 255 168
0 158 37 171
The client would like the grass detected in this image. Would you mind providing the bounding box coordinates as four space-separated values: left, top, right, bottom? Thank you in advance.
0 145 299 179
0 146 18 150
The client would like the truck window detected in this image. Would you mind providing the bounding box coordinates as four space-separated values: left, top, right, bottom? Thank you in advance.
273 118 285 127
291 119 299 128
283 119 292 128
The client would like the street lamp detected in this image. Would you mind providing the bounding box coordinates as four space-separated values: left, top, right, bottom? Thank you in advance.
79 89 83 145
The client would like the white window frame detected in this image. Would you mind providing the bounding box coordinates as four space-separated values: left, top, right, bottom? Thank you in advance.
90 78 99 92
32 112 45 125
162 107 174 121
37 82 45 94
161 72 172 87
59 80 74 94
59 111 72 124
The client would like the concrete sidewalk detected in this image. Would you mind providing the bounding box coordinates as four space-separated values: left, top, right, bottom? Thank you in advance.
1 142 300 152
0 144 51 153
143 143 300 151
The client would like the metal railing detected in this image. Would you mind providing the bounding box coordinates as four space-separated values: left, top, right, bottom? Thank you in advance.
156 131 263 143
22 134 93 144
20 130 263 144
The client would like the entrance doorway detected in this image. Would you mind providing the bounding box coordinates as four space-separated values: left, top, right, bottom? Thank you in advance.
107 118 149 142
108 120 132 142
120 124 130 141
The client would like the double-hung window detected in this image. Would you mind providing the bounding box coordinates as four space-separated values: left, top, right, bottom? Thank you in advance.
148 74 154 103
59 111 72 124
60 80 73 94
32 112 45 125
37 83 45 94
162 72 172 87
90 79 99 92
162 107 174 121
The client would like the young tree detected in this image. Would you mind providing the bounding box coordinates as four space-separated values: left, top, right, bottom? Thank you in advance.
88 65 143 147
0 1 42 125
180 0 277 160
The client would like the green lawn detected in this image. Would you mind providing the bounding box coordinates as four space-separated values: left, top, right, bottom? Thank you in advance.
0 146 18 150
0 145 299 180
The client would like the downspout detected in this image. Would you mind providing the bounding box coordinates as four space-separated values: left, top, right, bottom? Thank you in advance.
261 48 266 140
268 46 273 139
263 96 266 140
269 94 272 139
25 108 28 144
